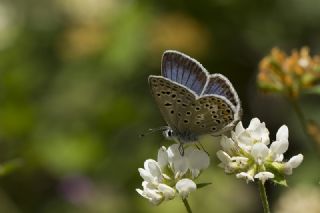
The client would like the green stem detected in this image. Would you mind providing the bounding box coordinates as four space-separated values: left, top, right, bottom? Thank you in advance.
182 198 193 213
258 181 270 213
289 98 320 153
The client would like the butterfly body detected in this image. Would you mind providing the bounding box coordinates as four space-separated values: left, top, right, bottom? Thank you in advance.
149 50 241 145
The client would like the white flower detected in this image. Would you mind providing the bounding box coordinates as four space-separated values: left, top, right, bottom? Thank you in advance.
255 172 274 184
232 118 270 153
217 117 304 185
137 144 210 205
136 181 163 205
175 179 197 199
236 172 254 183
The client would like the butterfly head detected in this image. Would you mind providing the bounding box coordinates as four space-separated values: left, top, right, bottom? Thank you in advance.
163 128 198 144
163 128 175 141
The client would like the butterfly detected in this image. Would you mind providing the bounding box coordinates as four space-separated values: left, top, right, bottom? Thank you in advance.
149 50 242 154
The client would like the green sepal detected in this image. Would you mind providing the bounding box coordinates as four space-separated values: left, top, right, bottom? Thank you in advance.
196 182 212 189
265 163 288 187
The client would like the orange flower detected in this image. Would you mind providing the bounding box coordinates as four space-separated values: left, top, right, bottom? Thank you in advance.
257 47 320 98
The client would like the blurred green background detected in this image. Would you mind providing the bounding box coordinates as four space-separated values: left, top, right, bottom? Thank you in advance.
0 0 319 212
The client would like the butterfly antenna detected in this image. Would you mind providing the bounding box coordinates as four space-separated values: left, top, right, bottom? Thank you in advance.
139 126 168 138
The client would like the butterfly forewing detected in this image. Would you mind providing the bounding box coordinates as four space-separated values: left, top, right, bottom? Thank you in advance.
162 51 208 96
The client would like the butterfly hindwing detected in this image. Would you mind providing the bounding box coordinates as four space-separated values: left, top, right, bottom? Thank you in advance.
179 95 235 136
161 51 208 96
148 75 197 133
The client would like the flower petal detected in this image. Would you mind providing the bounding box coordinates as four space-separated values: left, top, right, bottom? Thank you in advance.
220 136 236 153
144 187 163 205
145 160 162 181
172 157 188 178
251 143 269 165
175 178 197 199
157 146 168 169
236 172 254 182
216 150 231 164
158 184 176 200
288 154 304 168
254 172 274 184
276 125 288 142
270 139 289 155
185 147 210 171
138 168 153 183
235 121 245 136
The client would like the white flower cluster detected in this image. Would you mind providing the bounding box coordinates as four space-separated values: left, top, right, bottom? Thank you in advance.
217 118 303 184
136 144 210 205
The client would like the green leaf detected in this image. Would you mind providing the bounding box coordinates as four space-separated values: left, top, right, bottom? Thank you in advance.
196 182 212 189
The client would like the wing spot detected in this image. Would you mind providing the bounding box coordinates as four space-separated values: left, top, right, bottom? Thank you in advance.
186 111 191 115
215 119 221 124
177 99 181 103
161 91 166 94
157 93 161 97
178 113 181 117
164 103 172 107
182 103 187 107
171 94 176 98
212 127 217 131
196 121 200 125
212 115 218 119
201 124 206 128
166 91 171 95
195 107 200 111
170 110 174 114
184 119 189 123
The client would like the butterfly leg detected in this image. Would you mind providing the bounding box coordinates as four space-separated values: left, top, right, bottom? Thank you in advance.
178 143 185 156
197 142 209 156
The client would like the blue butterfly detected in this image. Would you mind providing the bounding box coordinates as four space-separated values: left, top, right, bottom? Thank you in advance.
149 50 242 153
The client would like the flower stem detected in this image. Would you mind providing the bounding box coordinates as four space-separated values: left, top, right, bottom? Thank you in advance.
182 198 193 213
289 97 320 154
258 181 270 213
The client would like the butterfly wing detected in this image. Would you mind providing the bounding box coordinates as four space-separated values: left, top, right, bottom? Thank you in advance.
161 50 208 96
203 74 240 108
148 75 197 133
149 75 238 138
